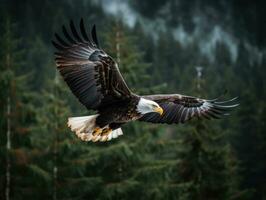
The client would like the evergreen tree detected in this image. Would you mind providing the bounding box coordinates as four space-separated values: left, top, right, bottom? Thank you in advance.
170 66 247 200
30 74 73 200
0 18 36 200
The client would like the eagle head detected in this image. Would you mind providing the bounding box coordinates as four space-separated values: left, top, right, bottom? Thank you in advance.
137 98 163 115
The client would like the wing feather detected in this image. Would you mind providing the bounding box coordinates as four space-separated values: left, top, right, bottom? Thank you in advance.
52 20 132 110
80 19 90 42
70 20 84 43
91 24 99 46
62 25 76 44
139 94 239 124
55 33 69 46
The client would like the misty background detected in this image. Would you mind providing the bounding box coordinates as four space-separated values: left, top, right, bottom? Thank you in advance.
0 0 265 199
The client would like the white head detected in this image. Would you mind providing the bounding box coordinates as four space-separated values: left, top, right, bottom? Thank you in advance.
137 98 163 115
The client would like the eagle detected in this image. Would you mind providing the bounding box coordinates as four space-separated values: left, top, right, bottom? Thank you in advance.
52 19 238 142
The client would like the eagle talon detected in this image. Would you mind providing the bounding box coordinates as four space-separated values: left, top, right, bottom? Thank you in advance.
92 127 102 136
101 128 112 136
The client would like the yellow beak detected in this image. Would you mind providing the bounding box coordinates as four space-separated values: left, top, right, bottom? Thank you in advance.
154 106 163 115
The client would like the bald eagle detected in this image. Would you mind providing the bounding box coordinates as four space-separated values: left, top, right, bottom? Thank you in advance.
52 19 238 142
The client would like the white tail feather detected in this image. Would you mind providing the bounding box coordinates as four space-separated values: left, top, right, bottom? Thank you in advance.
68 115 98 133
67 115 123 142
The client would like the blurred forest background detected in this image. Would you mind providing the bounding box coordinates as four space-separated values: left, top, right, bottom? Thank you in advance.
0 0 265 199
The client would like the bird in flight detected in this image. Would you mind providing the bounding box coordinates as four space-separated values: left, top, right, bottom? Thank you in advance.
52 19 238 142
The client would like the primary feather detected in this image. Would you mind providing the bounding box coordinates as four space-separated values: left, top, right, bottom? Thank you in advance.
52 19 131 110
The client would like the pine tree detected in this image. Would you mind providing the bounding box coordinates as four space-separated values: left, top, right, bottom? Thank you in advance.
165 66 246 200
30 74 72 199
0 18 36 200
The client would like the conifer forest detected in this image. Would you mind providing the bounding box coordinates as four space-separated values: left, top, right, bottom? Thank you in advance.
0 0 265 199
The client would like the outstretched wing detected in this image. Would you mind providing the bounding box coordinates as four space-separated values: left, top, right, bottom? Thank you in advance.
139 94 239 124
52 19 132 110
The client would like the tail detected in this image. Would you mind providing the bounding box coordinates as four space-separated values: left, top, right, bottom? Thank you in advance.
67 115 123 142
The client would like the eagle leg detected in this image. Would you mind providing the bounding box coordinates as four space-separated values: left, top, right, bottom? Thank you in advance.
92 127 102 136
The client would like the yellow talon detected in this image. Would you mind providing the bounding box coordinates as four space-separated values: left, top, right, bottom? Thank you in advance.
92 127 102 136
101 128 112 136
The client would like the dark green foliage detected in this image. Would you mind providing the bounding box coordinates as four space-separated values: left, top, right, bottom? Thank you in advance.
0 18 37 200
